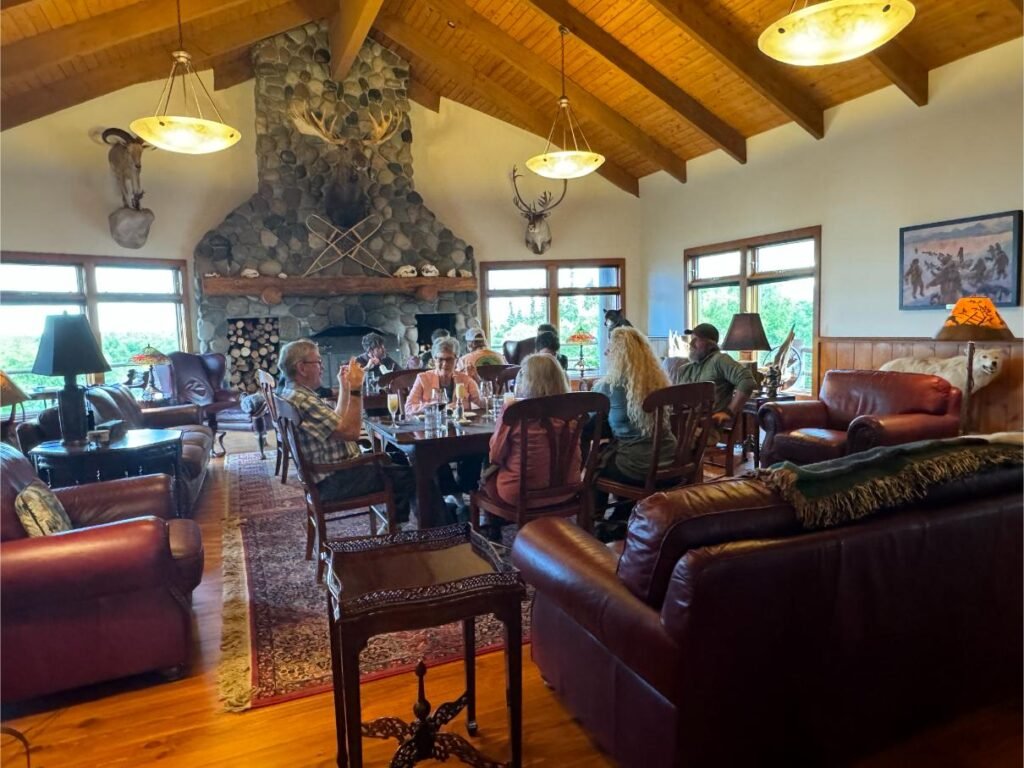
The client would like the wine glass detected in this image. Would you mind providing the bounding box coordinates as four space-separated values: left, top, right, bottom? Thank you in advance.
479 380 494 419
387 393 400 426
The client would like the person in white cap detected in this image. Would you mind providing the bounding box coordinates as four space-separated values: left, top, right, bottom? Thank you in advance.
457 328 503 377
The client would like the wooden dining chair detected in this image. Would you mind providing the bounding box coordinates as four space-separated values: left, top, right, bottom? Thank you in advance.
492 366 521 395
593 382 715 516
702 411 747 477
469 391 609 535
476 364 518 391
378 369 420 405
257 369 290 484
274 394 397 583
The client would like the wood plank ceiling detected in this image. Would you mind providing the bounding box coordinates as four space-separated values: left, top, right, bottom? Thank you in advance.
1 0 1020 195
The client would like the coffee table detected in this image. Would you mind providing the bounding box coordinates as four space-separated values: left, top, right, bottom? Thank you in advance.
326 523 526 768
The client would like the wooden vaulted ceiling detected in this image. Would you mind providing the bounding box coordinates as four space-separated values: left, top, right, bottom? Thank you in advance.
1 0 1021 195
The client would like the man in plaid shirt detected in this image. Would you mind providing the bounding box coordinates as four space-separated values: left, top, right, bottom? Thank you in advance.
279 339 417 523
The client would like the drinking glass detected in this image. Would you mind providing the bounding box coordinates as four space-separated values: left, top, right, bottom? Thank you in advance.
479 380 494 419
387 393 400 426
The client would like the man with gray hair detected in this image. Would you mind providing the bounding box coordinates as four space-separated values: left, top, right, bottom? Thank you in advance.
279 338 417 523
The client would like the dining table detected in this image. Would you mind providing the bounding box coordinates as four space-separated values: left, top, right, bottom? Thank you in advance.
363 411 495 528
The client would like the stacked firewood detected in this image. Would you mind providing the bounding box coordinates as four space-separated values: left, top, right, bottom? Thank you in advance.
227 317 281 393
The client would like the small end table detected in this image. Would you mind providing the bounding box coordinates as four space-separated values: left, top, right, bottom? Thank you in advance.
326 524 526 768
743 393 797 467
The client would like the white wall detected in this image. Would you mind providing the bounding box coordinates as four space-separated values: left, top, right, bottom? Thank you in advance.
0 73 258 262
640 39 1024 339
408 98 644 322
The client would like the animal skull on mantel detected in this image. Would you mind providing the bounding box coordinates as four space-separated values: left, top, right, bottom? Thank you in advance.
511 166 567 255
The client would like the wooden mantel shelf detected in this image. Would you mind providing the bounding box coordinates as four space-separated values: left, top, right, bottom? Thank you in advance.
202 275 478 303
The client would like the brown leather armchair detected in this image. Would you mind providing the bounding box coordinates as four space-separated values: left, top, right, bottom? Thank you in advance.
0 444 204 704
512 466 1022 768
84 386 214 515
155 352 267 457
758 369 961 466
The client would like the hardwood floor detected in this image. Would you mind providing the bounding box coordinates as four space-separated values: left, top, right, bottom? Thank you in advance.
2 434 1020 767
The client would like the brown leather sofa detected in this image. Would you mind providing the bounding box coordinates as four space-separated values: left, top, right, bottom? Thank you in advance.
155 352 267 457
759 369 961 466
0 444 204 704
83 385 214 515
512 467 1022 768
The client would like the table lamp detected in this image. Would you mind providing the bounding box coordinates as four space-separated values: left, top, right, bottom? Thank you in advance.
31 314 112 445
131 345 171 402
566 330 596 380
721 313 774 394
0 370 29 446
935 296 1014 434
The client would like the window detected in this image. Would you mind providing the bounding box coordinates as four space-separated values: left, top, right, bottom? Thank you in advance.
0 253 192 412
685 228 819 393
480 259 624 373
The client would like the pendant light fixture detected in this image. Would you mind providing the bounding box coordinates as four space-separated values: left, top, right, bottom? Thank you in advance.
525 26 604 180
130 0 241 154
758 0 916 67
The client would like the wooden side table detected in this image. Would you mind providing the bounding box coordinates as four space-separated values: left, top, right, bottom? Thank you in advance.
326 524 526 768
29 428 184 512
743 394 797 467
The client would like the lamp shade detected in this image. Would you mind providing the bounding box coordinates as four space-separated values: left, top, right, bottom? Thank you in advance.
934 296 1015 342
131 345 171 366
32 314 112 377
566 330 597 345
721 313 772 351
0 371 29 408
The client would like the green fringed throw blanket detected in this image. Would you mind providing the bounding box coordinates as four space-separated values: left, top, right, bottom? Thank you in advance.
756 437 1023 530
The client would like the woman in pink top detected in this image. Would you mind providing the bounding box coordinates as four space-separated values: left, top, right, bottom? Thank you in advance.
405 336 483 415
486 353 580 510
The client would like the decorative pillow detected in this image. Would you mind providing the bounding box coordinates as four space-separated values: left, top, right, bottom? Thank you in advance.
15 480 73 537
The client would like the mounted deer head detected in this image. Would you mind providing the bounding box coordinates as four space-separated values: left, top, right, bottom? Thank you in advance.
511 166 567 255
289 102 402 228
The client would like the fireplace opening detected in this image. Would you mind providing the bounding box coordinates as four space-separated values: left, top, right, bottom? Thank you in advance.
415 313 457 355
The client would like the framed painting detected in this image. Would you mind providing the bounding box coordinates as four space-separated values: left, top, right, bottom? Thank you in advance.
899 210 1022 309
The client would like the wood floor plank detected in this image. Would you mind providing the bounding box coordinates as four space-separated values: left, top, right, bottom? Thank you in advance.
1 432 1019 768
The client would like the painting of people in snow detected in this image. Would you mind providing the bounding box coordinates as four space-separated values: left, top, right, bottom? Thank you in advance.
899 210 1021 309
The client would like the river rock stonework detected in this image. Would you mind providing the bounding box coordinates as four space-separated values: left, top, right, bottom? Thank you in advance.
193 23 477 368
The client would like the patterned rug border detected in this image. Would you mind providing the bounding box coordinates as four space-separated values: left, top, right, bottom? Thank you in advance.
217 451 527 713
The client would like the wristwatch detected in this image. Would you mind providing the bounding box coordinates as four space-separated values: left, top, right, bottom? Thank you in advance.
348 389 362 397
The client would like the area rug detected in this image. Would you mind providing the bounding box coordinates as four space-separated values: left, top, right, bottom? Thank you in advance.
217 452 530 712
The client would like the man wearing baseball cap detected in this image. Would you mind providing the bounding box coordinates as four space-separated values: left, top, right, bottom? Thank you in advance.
458 327 503 375
673 322 756 442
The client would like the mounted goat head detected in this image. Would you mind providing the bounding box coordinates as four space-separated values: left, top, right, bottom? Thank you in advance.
102 127 149 210
290 102 402 228
511 166 567 255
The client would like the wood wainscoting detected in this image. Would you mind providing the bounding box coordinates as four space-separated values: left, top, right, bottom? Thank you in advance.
816 337 1024 433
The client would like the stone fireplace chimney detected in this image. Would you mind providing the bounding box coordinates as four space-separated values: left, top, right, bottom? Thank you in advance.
193 22 478 391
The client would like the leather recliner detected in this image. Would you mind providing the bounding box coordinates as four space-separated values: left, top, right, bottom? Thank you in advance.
758 369 961 466
0 444 204 704
84 385 214 516
512 466 1022 768
155 352 267 457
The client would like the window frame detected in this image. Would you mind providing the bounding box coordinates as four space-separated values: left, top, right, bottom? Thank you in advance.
684 226 821 391
478 258 626 341
0 251 194 384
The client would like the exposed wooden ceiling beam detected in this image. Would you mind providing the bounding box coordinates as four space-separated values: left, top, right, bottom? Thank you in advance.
0 0 34 9
1 0 335 131
523 0 746 164
1 0 257 82
408 77 441 112
421 0 687 184
373 16 640 196
213 51 255 91
868 40 929 106
328 0 386 82
1008 0 1023 14
647 0 825 139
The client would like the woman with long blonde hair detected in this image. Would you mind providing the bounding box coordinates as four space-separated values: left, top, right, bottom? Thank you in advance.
592 327 676 527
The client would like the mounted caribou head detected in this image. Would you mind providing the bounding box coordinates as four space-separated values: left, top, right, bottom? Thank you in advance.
289 102 402 228
511 166 567 255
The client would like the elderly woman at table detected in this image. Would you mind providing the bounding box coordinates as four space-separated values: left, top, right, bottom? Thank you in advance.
479 354 578 539
404 336 483 415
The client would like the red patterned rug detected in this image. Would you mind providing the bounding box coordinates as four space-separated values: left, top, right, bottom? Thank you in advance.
218 452 530 711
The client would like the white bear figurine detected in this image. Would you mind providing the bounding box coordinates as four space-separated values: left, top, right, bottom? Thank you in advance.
879 349 1005 393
